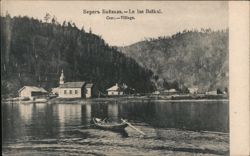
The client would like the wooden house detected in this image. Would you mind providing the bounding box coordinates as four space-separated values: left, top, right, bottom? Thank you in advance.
85 83 94 98
161 89 178 95
188 87 199 94
107 83 123 96
205 90 217 95
18 86 48 99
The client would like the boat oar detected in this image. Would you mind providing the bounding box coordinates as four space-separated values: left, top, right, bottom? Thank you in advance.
121 119 145 135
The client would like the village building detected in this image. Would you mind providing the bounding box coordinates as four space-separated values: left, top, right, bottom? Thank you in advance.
161 88 178 95
107 83 124 96
205 90 217 95
58 81 86 98
152 90 160 95
51 87 59 95
188 87 199 94
85 83 94 98
57 70 94 98
18 86 48 99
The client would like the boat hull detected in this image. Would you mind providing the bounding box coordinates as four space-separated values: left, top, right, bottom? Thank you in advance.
92 118 128 131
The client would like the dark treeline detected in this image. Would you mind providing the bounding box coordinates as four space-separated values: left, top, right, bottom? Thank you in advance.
119 29 229 92
1 15 155 97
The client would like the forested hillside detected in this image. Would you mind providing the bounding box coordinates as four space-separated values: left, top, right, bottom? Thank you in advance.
119 30 229 92
1 15 155 97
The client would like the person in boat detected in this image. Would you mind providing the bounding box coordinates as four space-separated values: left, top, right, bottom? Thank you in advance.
103 118 107 123
95 118 108 124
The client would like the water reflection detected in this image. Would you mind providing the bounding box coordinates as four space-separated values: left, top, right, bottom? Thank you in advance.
29 103 60 138
108 103 119 121
57 104 82 126
19 104 33 123
81 103 91 124
2 100 229 143
2 103 25 142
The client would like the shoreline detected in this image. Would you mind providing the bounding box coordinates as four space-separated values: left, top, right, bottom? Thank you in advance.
2 125 229 155
2 96 229 105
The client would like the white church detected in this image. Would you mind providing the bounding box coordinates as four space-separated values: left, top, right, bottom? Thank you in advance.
53 70 93 98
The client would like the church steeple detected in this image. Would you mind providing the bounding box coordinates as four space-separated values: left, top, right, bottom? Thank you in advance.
59 69 65 85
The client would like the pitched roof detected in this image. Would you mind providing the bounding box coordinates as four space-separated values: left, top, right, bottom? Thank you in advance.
85 83 93 88
107 84 120 91
163 89 177 93
59 81 85 88
18 86 48 93
169 89 177 92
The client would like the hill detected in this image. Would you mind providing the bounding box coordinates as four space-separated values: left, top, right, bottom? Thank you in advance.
1 15 155 97
119 29 229 92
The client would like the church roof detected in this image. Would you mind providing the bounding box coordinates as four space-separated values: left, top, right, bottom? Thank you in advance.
59 81 85 88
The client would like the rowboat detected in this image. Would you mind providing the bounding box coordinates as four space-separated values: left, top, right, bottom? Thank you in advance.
92 118 128 131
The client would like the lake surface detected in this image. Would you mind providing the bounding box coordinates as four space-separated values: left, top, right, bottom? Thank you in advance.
2 99 229 155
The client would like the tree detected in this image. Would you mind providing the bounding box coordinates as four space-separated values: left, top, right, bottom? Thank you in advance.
51 16 57 25
180 85 189 93
67 22 72 28
89 27 92 34
217 88 223 94
170 81 179 90
5 11 11 18
153 75 159 81
62 21 67 27
1 82 8 97
224 87 228 94
81 26 85 32
1 16 155 95
44 13 51 23
163 79 170 89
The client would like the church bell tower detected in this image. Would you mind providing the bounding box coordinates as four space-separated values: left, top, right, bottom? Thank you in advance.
59 69 65 85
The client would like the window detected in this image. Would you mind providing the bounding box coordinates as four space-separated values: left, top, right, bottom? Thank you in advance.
64 90 67 94
69 90 72 94
75 90 78 94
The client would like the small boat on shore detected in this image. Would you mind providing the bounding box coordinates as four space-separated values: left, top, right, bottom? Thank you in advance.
92 118 128 131
92 118 146 135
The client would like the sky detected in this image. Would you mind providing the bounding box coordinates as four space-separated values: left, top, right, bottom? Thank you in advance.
1 1 228 46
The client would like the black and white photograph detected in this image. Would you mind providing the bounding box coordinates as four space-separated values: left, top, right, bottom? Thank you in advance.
1 1 248 155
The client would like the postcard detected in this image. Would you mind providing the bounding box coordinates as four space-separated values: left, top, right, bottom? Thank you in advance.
1 1 249 156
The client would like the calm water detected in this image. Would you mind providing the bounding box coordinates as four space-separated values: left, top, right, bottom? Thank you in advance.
2 99 229 155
